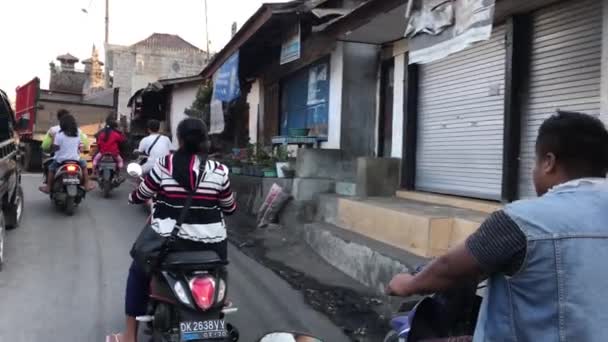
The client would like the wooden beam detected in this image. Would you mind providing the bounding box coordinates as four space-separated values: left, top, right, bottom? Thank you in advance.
401 60 418 189
501 14 533 202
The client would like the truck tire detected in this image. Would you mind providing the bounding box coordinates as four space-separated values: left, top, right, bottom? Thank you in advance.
22 143 42 172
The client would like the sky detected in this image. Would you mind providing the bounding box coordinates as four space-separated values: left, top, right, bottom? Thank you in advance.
0 0 283 99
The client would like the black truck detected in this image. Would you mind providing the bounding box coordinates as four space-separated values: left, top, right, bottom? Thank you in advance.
0 89 25 270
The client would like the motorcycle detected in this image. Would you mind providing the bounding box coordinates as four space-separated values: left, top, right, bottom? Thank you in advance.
257 332 324 342
51 161 86 216
96 153 121 198
128 162 238 342
384 267 482 342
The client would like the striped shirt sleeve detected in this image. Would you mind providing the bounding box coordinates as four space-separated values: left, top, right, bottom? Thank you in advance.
129 158 162 204
466 210 527 276
218 168 236 215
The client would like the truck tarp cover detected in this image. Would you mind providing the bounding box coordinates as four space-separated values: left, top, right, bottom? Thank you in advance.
15 78 40 135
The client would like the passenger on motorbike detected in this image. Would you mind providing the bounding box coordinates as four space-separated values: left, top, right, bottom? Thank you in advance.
94 117 126 183
118 118 236 342
41 109 89 182
388 111 608 341
137 119 172 175
39 114 95 193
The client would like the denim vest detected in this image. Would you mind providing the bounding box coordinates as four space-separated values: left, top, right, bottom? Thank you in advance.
474 179 608 342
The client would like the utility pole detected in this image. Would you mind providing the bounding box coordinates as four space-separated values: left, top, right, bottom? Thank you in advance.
204 0 210 61
105 0 110 44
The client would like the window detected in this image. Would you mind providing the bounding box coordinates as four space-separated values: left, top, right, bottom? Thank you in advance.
280 59 330 137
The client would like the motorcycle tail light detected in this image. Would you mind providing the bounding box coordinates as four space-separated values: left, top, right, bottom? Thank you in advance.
66 164 78 173
189 276 216 311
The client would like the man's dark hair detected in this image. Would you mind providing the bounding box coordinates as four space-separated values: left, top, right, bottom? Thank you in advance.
59 114 79 137
147 119 160 133
57 109 70 121
536 111 608 177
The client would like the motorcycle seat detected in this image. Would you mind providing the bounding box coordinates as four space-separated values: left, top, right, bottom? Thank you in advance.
161 250 228 269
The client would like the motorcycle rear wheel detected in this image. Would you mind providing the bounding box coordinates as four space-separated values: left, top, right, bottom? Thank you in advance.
102 180 112 198
64 197 75 216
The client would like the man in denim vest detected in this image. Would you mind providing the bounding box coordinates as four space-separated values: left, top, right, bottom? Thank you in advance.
388 111 608 341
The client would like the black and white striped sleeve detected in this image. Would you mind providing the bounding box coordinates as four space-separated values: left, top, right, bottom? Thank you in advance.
466 210 527 276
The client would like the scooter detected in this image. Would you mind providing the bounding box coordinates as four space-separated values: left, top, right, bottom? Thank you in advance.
96 153 122 198
51 161 86 216
384 267 482 342
128 162 239 341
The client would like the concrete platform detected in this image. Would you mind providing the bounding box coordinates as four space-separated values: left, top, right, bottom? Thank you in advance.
317 194 489 258
396 190 502 214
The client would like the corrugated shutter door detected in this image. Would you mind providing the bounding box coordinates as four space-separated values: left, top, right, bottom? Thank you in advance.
518 0 602 198
416 26 506 200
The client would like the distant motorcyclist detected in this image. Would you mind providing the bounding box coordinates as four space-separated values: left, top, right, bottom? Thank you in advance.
41 109 89 182
94 116 126 183
39 113 95 193
136 119 172 175
117 118 236 342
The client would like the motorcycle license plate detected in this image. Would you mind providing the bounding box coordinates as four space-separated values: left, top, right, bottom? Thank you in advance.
179 319 227 341
62 178 80 184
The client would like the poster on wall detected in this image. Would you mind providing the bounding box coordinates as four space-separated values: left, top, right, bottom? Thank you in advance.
213 51 241 102
209 99 225 134
407 0 496 64
280 23 301 65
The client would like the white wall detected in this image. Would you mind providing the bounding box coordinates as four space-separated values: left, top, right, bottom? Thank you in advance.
391 39 408 158
247 80 261 144
323 42 344 149
169 83 199 149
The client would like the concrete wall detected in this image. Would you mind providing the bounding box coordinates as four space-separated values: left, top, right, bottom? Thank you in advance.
108 45 206 119
340 42 380 158
323 43 344 149
247 80 262 144
169 82 199 148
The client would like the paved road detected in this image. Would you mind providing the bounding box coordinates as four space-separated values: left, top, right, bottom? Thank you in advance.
0 175 349 342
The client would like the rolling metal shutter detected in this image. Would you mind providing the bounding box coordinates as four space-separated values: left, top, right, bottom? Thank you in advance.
416 26 506 200
518 0 602 198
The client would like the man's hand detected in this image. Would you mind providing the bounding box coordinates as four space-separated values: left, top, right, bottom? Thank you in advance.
387 273 416 297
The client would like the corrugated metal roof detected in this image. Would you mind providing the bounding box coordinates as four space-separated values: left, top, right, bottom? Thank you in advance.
131 33 203 51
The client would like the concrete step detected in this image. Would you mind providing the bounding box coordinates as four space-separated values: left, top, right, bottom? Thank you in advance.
396 190 502 214
317 194 488 258
303 221 426 295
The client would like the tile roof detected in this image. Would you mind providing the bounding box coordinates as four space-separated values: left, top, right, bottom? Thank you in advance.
132 33 203 51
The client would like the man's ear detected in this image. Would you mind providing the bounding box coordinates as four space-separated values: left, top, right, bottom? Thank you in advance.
543 152 558 174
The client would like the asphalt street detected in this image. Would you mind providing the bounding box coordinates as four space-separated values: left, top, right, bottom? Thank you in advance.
0 174 349 342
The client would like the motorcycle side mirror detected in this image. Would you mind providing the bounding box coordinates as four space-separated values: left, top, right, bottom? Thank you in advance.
127 163 143 177
258 332 324 342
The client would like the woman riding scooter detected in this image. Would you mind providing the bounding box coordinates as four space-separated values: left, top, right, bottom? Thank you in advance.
112 118 236 342
93 117 126 183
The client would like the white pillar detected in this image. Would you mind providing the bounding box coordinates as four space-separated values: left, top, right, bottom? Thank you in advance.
391 39 408 158
324 42 344 149
247 80 261 144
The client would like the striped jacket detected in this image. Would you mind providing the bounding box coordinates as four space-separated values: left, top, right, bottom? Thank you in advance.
129 154 236 243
